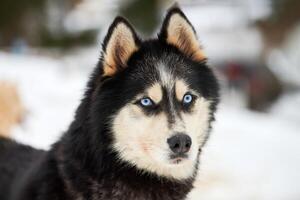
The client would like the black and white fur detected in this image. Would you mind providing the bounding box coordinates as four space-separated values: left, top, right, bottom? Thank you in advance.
0 6 219 200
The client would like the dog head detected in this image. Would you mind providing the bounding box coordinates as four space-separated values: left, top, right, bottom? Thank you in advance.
89 6 219 180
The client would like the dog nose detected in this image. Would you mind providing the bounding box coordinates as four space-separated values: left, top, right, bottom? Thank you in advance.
167 134 192 154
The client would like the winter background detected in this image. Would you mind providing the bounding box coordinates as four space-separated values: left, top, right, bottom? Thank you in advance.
1 0 300 199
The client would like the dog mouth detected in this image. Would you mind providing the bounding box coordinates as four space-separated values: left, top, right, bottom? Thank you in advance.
169 153 188 164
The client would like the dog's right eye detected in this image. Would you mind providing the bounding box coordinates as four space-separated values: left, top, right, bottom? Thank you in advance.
139 97 154 107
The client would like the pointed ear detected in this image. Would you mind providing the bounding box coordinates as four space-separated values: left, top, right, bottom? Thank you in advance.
158 6 206 61
101 17 141 77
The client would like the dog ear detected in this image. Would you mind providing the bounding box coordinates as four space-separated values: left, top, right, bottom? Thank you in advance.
101 17 141 77
159 6 206 61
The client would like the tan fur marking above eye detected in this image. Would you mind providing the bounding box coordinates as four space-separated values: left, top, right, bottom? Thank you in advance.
103 23 138 77
147 83 163 103
175 80 189 101
166 14 206 61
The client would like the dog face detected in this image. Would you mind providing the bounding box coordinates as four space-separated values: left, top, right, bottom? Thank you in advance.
95 7 219 180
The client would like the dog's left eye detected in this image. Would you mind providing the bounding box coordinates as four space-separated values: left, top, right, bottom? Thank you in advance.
139 97 153 107
182 93 193 105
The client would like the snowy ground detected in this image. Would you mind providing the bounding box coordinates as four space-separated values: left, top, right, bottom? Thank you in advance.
1 51 300 199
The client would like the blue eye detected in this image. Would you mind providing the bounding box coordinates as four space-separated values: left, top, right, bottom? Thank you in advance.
140 98 153 107
183 94 193 104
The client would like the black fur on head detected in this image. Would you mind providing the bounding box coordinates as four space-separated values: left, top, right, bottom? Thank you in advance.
59 5 219 200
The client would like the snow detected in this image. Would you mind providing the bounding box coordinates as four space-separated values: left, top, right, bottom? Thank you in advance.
0 51 90 148
189 105 300 199
183 5 264 62
1 51 300 199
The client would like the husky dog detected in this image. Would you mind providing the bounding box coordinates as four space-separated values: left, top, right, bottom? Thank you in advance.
0 6 219 200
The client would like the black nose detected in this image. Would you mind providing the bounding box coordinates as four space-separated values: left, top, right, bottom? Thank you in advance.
167 134 192 154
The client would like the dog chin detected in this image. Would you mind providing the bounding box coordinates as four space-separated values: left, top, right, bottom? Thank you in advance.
158 157 196 179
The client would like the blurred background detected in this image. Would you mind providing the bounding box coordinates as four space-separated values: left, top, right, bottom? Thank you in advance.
0 0 299 199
